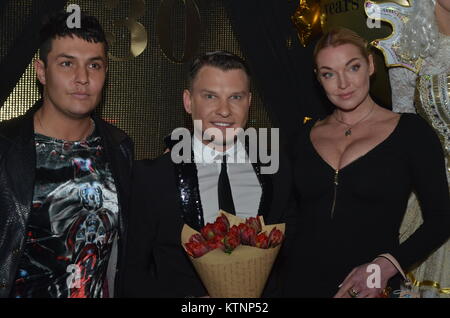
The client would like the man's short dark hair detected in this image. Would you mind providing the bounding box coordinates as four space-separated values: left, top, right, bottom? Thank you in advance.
39 11 108 65
188 50 251 90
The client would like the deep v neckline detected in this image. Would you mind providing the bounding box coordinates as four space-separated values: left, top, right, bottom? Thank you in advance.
308 114 404 172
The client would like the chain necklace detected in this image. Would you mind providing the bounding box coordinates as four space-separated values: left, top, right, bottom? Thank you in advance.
333 103 375 137
36 111 95 141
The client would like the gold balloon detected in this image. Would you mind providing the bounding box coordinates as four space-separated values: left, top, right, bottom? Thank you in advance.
291 0 323 47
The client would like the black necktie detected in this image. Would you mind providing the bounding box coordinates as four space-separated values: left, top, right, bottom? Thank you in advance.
218 155 236 215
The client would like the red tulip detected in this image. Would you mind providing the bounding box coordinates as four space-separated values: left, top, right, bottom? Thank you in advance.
206 234 225 250
237 223 249 235
185 241 211 258
212 221 228 237
215 214 230 234
189 233 206 244
200 223 216 240
240 225 257 246
228 225 240 237
223 229 241 254
267 228 284 248
245 216 262 233
255 232 269 249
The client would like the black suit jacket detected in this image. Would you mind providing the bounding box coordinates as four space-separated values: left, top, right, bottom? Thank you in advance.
122 145 298 298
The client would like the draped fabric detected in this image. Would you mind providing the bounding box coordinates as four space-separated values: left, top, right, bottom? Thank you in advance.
1 0 326 155
226 0 331 140
0 0 68 106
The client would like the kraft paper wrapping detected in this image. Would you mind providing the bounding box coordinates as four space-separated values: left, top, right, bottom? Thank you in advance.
181 211 285 298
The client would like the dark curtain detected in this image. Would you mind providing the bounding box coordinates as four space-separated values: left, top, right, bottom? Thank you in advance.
0 1 8 14
226 0 331 140
0 0 68 106
1 0 329 138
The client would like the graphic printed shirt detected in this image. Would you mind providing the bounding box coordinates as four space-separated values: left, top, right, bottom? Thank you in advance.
12 130 119 298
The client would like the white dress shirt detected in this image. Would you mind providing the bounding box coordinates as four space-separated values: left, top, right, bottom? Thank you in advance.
193 137 262 224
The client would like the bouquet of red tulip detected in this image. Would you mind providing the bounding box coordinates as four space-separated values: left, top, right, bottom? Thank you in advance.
181 211 285 298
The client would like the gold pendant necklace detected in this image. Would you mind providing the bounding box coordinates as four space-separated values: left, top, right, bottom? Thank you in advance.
333 103 375 137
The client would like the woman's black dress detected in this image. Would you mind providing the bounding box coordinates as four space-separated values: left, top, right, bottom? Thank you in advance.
283 114 450 297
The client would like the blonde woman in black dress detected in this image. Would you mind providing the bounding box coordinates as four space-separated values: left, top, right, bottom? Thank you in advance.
283 28 450 298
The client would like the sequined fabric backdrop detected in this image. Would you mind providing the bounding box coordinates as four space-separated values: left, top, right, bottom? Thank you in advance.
0 0 271 159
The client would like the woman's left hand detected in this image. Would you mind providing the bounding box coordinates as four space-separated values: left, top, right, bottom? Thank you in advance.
333 257 399 298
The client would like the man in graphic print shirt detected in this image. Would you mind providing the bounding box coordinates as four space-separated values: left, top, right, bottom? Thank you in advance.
0 11 133 298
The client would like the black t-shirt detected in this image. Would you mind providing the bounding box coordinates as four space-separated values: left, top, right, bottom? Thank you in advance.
12 130 119 298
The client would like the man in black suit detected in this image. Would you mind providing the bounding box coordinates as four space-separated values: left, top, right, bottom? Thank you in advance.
123 51 296 297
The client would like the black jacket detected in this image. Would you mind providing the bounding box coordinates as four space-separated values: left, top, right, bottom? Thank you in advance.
0 101 134 298
123 142 298 298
